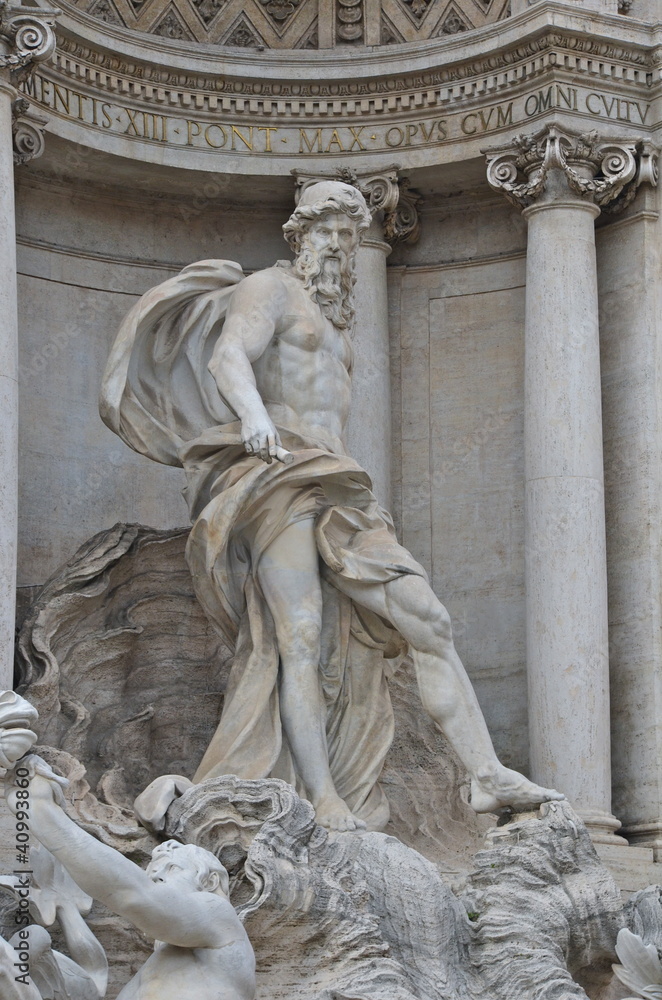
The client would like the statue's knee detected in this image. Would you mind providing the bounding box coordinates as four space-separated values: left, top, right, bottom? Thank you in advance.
277 615 322 656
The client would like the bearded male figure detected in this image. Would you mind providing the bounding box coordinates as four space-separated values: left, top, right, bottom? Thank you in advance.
101 180 562 832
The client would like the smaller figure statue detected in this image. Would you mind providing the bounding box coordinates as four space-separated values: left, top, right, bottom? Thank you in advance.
0 692 256 1000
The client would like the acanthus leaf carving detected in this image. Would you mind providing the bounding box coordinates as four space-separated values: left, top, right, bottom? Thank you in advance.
486 124 657 214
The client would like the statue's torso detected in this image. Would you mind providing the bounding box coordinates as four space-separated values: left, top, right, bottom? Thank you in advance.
117 939 255 1000
251 268 352 453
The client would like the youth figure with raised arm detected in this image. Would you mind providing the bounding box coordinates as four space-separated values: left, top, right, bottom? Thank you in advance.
4 756 255 1000
101 180 563 834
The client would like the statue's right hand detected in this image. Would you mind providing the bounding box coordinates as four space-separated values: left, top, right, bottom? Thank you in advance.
4 755 68 813
241 415 282 464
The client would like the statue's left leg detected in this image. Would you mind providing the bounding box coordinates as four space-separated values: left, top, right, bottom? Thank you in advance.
334 573 564 813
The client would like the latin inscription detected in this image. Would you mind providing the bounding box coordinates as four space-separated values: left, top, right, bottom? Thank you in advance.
24 77 653 156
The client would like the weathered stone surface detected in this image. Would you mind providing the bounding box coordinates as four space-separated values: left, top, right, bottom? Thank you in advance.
463 801 625 999
161 776 630 1000
16 522 233 812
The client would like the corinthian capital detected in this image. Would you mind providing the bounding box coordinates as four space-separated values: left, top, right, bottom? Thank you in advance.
0 0 59 84
486 124 658 214
293 167 421 245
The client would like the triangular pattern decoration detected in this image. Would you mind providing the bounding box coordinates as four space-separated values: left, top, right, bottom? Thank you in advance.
223 13 264 46
87 0 124 24
381 12 404 43
259 0 303 31
152 4 195 37
398 0 432 23
433 2 472 34
75 0 510 47
191 0 228 28
296 18 318 47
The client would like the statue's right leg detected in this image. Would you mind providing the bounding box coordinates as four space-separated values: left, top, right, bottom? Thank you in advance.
257 516 366 832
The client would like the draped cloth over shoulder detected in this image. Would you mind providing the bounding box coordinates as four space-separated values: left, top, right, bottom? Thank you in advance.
99 259 244 466
100 259 426 831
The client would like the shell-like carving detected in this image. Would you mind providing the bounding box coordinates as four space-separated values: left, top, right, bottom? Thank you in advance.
613 928 662 1000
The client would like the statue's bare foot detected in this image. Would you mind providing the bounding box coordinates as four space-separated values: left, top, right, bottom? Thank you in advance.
470 765 564 814
314 793 366 832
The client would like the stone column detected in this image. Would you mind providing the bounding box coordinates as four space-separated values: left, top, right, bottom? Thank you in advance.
0 3 56 689
487 127 649 843
293 170 420 510
596 150 662 853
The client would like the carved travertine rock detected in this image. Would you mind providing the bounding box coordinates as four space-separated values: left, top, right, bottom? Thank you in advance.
153 775 630 1000
16 523 233 809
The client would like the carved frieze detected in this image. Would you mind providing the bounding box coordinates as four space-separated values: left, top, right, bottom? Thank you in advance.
41 24 655 122
13 3 660 173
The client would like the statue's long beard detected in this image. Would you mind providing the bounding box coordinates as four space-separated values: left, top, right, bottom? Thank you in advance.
294 246 355 330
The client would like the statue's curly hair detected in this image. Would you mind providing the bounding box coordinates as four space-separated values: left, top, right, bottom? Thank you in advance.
283 188 371 251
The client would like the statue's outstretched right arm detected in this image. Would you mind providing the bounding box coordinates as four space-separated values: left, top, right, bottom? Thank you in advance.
5 766 231 950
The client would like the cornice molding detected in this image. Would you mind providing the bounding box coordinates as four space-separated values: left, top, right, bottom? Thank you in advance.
46 26 660 120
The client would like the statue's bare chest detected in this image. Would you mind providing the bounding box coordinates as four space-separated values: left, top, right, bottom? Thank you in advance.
276 286 351 368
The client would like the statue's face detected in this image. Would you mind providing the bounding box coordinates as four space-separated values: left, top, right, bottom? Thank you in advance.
146 848 197 888
147 841 227 896
147 843 202 892
303 212 359 259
